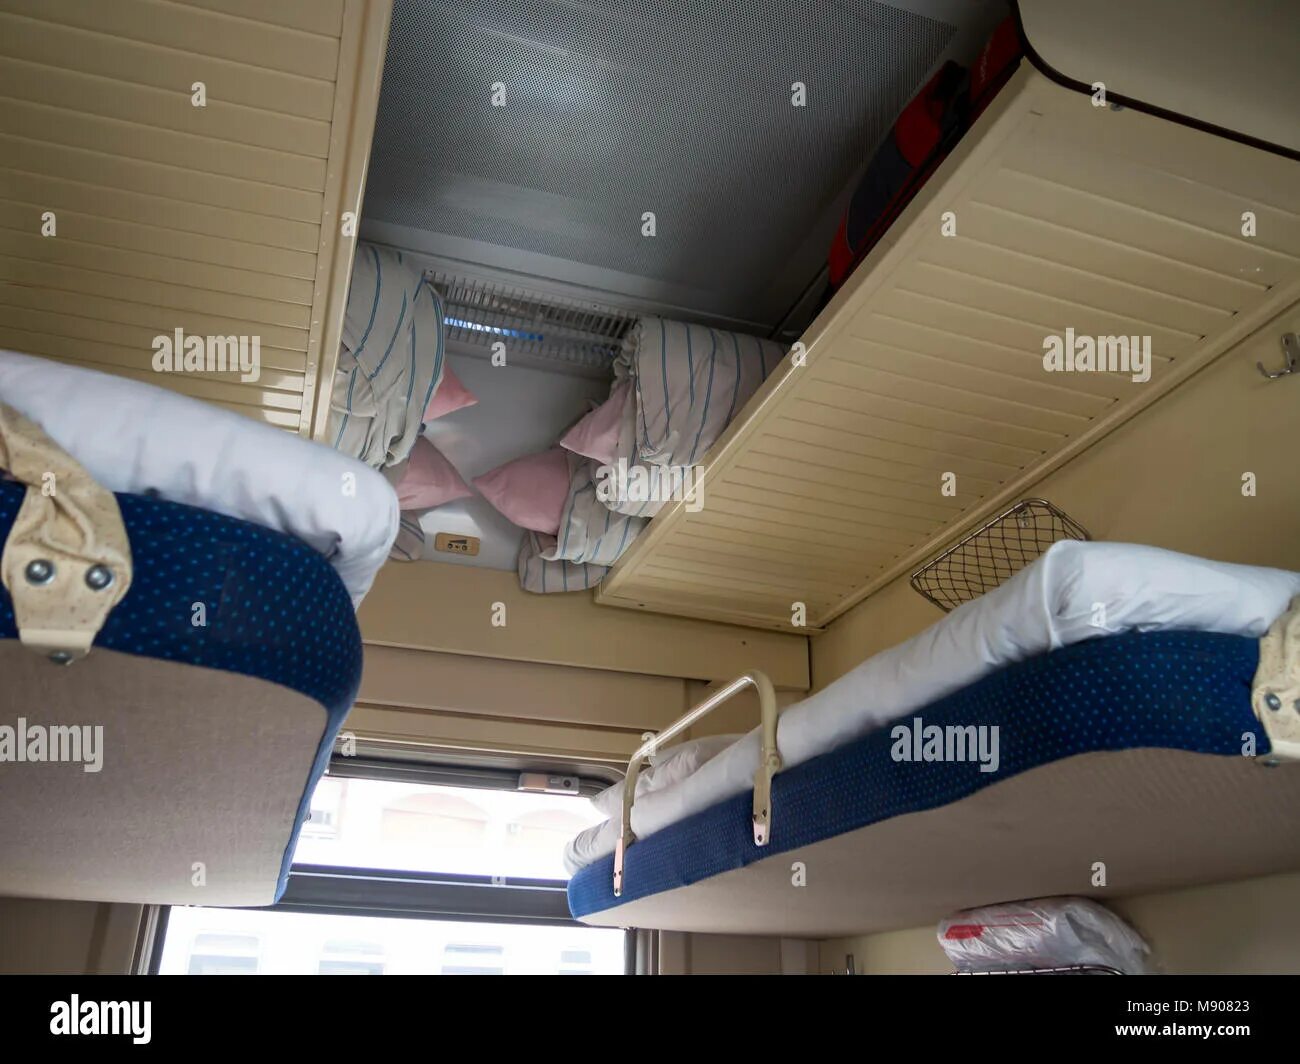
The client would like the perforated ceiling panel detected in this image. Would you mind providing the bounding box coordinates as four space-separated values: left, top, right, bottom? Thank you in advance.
365 0 959 330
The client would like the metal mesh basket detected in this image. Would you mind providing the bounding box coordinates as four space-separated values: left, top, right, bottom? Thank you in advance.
910 499 1090 612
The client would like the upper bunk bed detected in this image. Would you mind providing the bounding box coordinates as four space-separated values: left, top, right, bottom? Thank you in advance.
595 59 1300 631
569 542 1300 935
0 0 401 907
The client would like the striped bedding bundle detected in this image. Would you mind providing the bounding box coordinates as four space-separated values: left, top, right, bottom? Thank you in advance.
604 317 785 519
624 316 784 468
519 317 785 591
328 243 447 470
517 452 648 592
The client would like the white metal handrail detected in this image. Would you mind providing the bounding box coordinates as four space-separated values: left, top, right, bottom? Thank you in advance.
613 670 781 897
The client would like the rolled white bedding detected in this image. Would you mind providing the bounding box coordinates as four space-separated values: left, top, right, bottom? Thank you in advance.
565 540 1300 873
0 350 398 605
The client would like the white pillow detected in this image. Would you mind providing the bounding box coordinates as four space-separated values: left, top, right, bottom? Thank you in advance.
591 734 742 819
0 351 398 604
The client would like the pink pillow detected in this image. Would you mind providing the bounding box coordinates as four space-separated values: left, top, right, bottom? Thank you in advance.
473 448 570 535
560 379 631 465
423 361 478 421
395 437 473 510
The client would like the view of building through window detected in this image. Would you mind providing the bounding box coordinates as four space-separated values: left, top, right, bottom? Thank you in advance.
159 907 624 975
296 775 607 880
159 773 624 975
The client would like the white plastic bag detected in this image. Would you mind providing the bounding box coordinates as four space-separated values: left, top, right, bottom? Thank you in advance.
938 897 1152 974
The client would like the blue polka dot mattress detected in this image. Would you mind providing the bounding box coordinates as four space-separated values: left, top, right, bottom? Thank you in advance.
568 544 1300 935
0 480 361 907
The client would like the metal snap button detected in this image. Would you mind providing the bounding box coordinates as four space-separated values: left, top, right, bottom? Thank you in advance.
24 559 56 586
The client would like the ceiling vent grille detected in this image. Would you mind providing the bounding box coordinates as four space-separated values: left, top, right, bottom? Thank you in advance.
431 271 636 377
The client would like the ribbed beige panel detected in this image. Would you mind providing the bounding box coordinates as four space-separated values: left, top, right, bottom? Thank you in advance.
0 0 391 436
599 66 1300 632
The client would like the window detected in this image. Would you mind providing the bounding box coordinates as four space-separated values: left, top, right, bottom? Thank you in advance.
183 932 260 975
558 949 593 975
318 939 386 976
156 761 627 976
291 774 607 880
159 907 622 976
441 943 504 975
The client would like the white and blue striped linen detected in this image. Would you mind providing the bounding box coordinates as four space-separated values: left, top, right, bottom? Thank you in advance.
519 318 783 589
516 456 647 593
387 513 427 562
517 531 610 594
618 316 786 469
328 243 446 470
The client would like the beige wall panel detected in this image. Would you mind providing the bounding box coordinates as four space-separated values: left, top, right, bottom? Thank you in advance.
346 646 810 770
0 303 308 374
0 0 393 437
0 10 337 119
358 645 689 732
958 201 1263 313
0 896 143 975
345 702 645 766
0 134 324 223
211 402 300 429
683 514 875 562
601 68 1300 631
0 199 318 279
664 933 783 976
358 561 810 690
5 0 341 80
918 235 1236 338
858 310 1129 400
1111 872 1300 976
0 98 327 190
0 256 312 329
729 452 966 518
179 0 344 38
0 155 324 239
819 926 947 975
0 332 306 403
975 171 1296 289
0 58 332 157
814 353 1089 436
0 286 311 353
818 869 1300 975
0 230 315 305
661 541 860 588
1017 0 1300 154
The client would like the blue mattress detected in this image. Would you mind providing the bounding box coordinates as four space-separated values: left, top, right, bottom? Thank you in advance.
568 629 1264 919
0 480 362 899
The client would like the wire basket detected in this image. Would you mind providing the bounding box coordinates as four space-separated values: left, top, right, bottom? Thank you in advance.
910 499 1090 612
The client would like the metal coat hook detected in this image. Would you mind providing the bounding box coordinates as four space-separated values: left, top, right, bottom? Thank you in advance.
1258 333 1298 379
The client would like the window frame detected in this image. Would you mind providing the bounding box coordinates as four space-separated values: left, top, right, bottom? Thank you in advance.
148 755 632 975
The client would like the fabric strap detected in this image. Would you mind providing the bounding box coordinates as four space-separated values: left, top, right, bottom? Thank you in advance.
0 400 132 660
1254 594 1300 762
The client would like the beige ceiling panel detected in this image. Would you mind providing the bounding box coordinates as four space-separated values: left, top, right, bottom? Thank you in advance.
599 67 1300 631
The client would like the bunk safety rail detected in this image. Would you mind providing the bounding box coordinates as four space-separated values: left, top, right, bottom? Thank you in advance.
613 671 781 897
